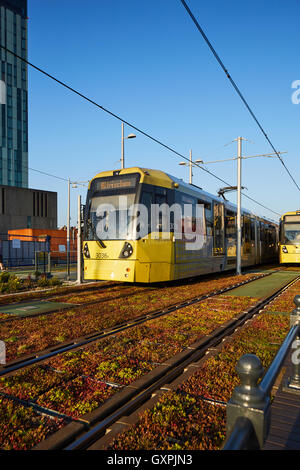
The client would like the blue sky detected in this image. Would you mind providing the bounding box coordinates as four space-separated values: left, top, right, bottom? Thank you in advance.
27 0 300 227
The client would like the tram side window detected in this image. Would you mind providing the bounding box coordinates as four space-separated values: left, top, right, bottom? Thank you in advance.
250 219 256 241
175 193 197 235
225 210 236 239
268 226 276 246
279 221 283 243
243 216 251 242
140 190 153 235
260 223 266 242
198 199 212 236
213 203 225 255
155 192 168 232
243 216 252 253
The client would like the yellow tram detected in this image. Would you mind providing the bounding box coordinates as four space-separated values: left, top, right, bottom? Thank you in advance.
83 167 278 283
279 211 300 264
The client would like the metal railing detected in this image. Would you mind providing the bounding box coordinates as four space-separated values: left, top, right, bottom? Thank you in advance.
222 295 300 450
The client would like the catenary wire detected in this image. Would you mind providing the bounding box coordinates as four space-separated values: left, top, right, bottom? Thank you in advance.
0 45 280 216
179 0 300 193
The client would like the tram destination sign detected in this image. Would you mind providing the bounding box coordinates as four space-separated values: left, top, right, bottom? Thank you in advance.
285 215 300 223
91 174 140 193
100 179 136 190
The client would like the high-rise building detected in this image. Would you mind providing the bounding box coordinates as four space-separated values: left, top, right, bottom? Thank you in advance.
0 0 28 188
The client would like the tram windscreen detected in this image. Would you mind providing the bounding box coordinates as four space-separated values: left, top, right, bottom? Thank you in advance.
282 218 300 245
85 174 140 241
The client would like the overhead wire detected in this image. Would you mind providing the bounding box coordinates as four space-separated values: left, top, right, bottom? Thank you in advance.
179 0 300 193
0 44 280 216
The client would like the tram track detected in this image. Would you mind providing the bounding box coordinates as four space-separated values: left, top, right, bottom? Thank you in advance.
37 272 300 451
0 283 159 324
0 269 261 324
0 279 120 305
0 273 268 378
0 268 297 450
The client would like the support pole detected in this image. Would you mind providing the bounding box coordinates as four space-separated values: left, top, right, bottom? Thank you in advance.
121 122 124 169
189 149 193 185
67 177 70 281
236 137 242 275
77 195 82 284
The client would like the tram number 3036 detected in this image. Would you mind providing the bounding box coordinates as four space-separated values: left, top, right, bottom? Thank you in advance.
96 252 109 259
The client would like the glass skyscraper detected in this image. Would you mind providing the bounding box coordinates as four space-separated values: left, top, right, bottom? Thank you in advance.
0 0 28 188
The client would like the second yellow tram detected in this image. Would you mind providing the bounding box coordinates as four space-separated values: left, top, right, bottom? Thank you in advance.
279 211 300 264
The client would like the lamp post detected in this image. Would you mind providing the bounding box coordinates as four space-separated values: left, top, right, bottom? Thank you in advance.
179 150 203 184
121 122 136 169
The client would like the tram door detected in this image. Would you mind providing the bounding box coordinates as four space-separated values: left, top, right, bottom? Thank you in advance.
213 203 225 256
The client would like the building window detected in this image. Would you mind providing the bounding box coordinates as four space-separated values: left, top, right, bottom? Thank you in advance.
1 188 5 214
33 192 35 216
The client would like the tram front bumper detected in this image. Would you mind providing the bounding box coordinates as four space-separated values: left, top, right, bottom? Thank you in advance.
84 259 136 282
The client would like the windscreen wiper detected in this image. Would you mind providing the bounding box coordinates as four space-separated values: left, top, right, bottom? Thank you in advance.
87 219 106 249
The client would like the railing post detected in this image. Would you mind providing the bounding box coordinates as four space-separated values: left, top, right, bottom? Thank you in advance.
284 296 300 392
225 354 270 449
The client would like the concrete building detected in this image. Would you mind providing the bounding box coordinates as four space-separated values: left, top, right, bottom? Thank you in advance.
0 1 58 236
0 184 57 233
0 0 28 187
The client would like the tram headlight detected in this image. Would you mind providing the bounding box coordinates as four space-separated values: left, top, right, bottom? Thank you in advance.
282 246 288 253
83 243 90 258
119 242 133 258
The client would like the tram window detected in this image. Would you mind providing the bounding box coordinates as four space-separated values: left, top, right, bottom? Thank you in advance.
206 216 213 236
175 193 197 216
155 193 167 205
282 223 300 244
197 199 211 211
141 191 153 208
225 210 236 239
199 199 212 236
213 203 225 255
154 192 168 233
279 221 283 242
270 227 276 245
260 223 266 242
243 216 251 242
140 191 153 229
250 219 256 241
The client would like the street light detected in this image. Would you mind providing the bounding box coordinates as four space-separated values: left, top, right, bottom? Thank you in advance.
121 122 136 169
179 150 203 184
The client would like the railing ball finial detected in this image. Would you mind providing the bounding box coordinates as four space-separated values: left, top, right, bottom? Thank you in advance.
294 295 300 311
233 354 265 408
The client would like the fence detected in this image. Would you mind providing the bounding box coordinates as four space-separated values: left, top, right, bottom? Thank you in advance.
222 295 300 450
0 232 77 269
0 239 50 268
